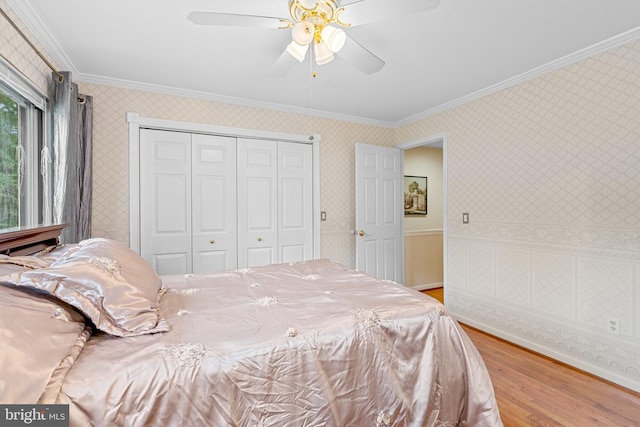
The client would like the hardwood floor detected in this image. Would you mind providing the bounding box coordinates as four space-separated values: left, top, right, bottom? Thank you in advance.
423 288 640 427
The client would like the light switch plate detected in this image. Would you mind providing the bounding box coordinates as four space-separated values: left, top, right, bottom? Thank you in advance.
462 213 469 224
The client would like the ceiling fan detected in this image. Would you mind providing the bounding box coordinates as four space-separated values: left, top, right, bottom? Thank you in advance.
188 0 441 77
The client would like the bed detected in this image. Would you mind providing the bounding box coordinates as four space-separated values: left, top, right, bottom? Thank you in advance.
0 226 502 426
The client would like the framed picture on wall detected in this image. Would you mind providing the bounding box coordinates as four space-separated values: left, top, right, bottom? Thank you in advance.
404 176 427 215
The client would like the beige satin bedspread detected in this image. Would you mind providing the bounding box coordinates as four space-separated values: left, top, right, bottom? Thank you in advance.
52 259 502 426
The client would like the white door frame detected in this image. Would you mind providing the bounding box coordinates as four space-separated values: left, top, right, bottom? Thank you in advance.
127 112 321 259
397 132 448 301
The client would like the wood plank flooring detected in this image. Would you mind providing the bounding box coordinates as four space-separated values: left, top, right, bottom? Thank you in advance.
423 288 640 427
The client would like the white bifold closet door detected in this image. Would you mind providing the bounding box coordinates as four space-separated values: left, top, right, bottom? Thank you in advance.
237 139 313 268
140 130 313 275
140 130 237 275
191 134 237 273
277 140 313 263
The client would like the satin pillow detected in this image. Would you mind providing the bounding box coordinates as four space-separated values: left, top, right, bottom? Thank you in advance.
0 254 51 271
0 282 88 403
33 242 82 265
0 243 79 272
8 238 169 337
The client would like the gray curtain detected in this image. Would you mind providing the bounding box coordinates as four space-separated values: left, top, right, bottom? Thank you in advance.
50 71 93 243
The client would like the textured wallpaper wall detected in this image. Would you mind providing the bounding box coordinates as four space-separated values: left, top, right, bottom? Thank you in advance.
398 40 640 391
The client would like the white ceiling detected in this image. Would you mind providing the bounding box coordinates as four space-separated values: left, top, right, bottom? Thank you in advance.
7 0 640 126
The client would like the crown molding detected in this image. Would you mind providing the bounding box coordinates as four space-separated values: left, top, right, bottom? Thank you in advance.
5 0 77 74
77 26 640 129
7 0 640 129
394 26 640 128
76 72 393 128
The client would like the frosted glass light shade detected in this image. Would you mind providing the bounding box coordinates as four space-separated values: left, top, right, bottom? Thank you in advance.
292 21 314 46
298 0 316 9
314 41 334 65
317 2 332 17
321 26 346 52
286 41 309 62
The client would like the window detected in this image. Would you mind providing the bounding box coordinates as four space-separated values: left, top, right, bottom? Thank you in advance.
0 62 46 230
0 88 20 228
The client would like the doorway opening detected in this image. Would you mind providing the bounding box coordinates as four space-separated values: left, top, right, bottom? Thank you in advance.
398 133 447 303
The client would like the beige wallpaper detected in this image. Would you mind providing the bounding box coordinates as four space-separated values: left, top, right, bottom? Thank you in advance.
400 40 640 391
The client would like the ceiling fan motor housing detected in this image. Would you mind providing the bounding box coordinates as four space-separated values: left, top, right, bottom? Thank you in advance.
287 0 350 65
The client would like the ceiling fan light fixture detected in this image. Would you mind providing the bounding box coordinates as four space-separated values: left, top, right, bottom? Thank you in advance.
291 21 314 46
317 2 333 18
297 0 317 10
321 25 346 52
314 41 334 65
286 40 309 62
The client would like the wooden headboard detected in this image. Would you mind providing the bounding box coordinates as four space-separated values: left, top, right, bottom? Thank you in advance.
0 224 67 256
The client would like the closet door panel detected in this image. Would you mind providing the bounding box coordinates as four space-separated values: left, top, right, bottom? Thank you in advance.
140 130 315 274
140 129 192 275
153 253 188 276
278 142 313 263
237 139 278 268
192 175 232 272
246 247 275 268
192 134 237 273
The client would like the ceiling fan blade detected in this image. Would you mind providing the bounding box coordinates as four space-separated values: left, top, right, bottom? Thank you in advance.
188 11 284 28
340 0 441 26
338 0 366 5
267 49 300 78
337 35 385 74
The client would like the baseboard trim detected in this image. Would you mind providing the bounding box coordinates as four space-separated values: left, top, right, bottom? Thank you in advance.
408 282 443 291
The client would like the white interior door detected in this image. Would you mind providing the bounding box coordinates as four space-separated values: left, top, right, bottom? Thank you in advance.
191 134 237 273
278 141 313 263
140 129 192 275
237 138 278 268
355 143 404 283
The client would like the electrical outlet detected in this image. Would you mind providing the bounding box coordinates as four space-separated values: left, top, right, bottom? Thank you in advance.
607 318 620 335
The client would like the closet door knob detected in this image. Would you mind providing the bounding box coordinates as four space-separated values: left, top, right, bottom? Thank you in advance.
210 240 215 244
258 237 263 242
